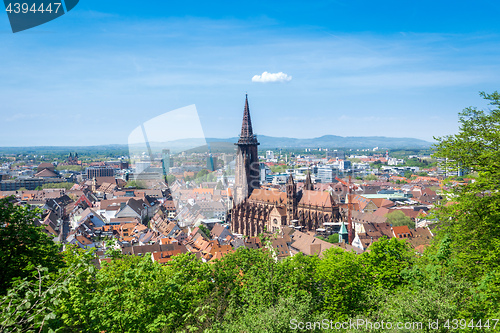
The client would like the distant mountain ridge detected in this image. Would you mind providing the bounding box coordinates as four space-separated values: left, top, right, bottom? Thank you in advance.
206 135 432 149
0 135 432 153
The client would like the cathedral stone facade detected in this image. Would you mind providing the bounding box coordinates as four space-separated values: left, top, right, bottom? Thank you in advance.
230 96 341 236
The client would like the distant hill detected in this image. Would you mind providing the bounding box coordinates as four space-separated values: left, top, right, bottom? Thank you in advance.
206 135 432 149
0 136 432 155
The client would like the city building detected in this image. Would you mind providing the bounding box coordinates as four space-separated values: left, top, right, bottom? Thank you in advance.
340 160 351 170
86 166 114 179
326 151 345 160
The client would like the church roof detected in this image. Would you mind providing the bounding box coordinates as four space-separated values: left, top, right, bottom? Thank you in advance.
249 189 286 204
339 222 348 235
271 206 287 217
37 162 55 172
299 190 332 207
370 198 395 209
34 168 58 178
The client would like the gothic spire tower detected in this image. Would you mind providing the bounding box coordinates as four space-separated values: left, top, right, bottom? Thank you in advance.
286 173 297 222
304 171 314 191
234 94 260 204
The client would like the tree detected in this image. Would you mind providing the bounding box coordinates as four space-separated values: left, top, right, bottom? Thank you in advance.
0 266 75 332
125 180 146 189
270 165 288 174
318 234 339 244
198 225 211 239
433 91 500 177
42 182 75 190
165 174 176 185
358 276 472 333
0 198 64 295
315 248 367 320
56 253 214 333
328 233 339 243
361 237 414 290
196 169 209 180
432 91 500 285
404 157 430 168
216 294 318 333
369 160 383 170
364 174 377 181
56 165 82 172
385 210 415 228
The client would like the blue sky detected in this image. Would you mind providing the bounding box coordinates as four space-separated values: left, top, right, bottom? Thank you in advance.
1 0 500 146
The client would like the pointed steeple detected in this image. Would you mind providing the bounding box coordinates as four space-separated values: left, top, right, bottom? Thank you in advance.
234 94 260 206
339 221 349 243
304 171 314 191
237 94 259 145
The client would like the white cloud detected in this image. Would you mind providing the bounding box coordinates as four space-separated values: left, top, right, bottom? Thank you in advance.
252 71 292 83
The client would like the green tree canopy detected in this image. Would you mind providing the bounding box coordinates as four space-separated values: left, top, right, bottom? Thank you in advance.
316 248 367 321
361 236 414 290
328 233 339 243
385 210 415 229
426 91 500 319
403 170 413 179
0 197 64 295
165 174 176 185
433 91 500 284
42 182 75 190
125 180 147 189
364 174 378 181
196 169 209 179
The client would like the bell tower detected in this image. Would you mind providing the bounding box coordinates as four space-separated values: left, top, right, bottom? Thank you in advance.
286 173 297 222
234 94 260 204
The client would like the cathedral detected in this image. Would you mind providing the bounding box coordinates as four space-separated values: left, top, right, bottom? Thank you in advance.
230 95 341 236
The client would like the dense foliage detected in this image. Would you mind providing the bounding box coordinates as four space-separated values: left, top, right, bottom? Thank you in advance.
385 210 415 228
0 198 64 295
41 183 76 191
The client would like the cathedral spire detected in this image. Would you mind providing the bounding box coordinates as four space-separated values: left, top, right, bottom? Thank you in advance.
237 94 258 145
286 171 297 222
304 170 314 191
234 94 260 206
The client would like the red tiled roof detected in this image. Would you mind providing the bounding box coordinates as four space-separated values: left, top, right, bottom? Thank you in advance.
299 190 332 207
392 225 411 238
249 189 287 204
